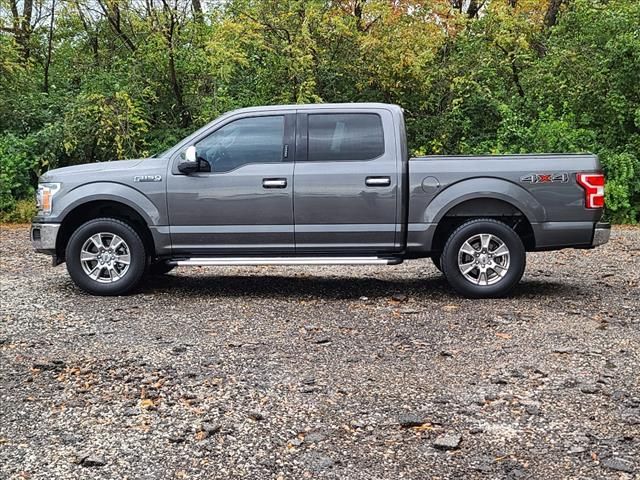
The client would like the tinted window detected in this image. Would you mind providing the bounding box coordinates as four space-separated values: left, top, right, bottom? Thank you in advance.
196 116 284 172
308 113 384 161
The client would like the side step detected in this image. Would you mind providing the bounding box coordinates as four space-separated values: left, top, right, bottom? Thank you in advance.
173 256 403 266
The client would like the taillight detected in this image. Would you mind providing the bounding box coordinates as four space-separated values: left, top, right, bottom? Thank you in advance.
576 173 605 209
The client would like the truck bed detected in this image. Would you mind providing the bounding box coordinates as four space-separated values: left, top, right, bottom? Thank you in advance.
406 153 602 252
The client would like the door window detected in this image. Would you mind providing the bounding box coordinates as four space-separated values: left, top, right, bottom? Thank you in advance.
307 113 384 162
196 115 285 172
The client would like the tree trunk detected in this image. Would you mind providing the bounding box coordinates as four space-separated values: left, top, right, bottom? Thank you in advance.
161 0 190 127
43 0 56 93
467 0 486 18
192 0 203 22
544 0 564 28
73 1 99 65
96 0 137 52
168 48 190 127
9 0 34 60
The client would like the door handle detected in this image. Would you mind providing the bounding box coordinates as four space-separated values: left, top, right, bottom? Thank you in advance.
365 176 391 187
263 178 287 188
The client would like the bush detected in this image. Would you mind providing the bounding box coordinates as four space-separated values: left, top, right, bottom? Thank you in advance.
600 152 640 224
0 198 37 223
0 133 38 214
63 91 150 162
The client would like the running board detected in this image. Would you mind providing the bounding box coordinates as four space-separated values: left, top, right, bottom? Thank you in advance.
173 256 403 266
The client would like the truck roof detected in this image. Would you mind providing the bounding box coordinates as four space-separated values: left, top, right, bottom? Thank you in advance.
227 102 403 115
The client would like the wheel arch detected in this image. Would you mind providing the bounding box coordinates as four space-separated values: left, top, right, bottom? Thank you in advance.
421 178 544 254
425 177 545 225
431 197 536 253
56 183 161 225
56 200 155 263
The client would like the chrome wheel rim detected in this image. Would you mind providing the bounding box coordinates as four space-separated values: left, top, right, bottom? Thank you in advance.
458 233 510 286
80 232 131 283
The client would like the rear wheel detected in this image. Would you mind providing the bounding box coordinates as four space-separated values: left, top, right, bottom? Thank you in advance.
66 218 146 295
441 218 525 298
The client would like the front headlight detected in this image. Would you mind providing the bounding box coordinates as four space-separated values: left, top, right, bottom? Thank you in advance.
36 183 61 215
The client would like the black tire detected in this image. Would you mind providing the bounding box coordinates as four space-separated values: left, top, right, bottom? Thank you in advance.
66 218 146 296
147 261 175 276
431 254 442 272
441 218 525 298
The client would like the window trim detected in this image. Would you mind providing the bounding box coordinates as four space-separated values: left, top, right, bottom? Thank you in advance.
304 112 386 163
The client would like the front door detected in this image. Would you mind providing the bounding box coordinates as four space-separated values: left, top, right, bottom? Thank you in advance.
293 109 399 253
167 113 295 255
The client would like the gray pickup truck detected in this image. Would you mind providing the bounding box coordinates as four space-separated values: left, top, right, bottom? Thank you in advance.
31 103 610 298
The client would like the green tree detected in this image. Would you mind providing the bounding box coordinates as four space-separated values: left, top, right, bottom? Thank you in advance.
0 0 638 221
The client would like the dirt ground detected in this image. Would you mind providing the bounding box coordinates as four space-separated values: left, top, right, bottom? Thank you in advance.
1 224 638 479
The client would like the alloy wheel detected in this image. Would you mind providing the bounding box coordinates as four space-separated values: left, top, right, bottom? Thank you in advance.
457 233 511 286
80 232 131 283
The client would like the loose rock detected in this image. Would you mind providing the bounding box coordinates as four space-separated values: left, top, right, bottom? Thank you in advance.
580 384 599 394
600 457 635 473
198 422 221 437
433 433 462 450
77 454 106 467
398 413 424 428
304 431 327 443
302 452 335 472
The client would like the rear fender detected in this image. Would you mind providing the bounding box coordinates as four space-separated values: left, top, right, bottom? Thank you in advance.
424 178 546 224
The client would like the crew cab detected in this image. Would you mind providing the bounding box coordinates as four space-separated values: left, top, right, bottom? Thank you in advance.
31 103 610 298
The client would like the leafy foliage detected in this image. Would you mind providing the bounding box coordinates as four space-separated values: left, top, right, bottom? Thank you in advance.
63 91 149 161
0 133 37 213
0 0 638 221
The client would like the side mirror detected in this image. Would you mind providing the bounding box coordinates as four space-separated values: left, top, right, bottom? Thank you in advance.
178 145 199 174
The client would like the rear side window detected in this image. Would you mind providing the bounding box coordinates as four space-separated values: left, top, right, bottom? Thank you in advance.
307 113 384 162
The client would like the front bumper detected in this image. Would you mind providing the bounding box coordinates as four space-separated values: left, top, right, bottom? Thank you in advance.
31 222 61 254
592 222 611 247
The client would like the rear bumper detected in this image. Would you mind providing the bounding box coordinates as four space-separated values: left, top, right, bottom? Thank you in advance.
31 222 60 255
591 222 610 247
530 220 610 251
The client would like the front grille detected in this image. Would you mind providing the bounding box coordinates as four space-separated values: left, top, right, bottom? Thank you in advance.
32 228 41 241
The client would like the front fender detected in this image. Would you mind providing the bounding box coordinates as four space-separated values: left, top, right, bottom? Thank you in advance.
53 182 161 225
424 177 546 224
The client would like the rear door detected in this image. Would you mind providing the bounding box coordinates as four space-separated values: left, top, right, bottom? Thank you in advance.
293 108 398 253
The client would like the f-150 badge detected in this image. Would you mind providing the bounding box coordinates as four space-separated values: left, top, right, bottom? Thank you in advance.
133 175 162 182
520 173 568 184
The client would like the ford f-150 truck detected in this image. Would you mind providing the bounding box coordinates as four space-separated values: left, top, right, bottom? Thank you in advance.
30 103 610 298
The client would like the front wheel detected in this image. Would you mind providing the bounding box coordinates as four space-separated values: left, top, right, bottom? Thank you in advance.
430 254 442 272
66 218 146 295
441 218 525 298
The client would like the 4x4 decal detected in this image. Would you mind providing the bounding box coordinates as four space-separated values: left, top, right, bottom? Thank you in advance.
520 173 569 184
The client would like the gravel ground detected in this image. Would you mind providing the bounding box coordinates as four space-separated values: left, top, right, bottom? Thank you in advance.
1 224 639 479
